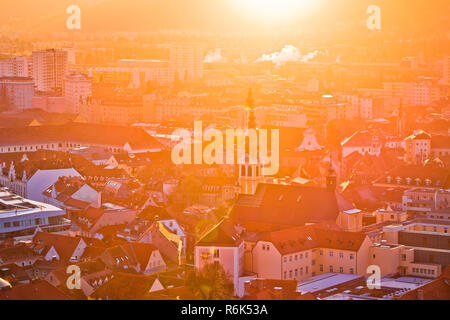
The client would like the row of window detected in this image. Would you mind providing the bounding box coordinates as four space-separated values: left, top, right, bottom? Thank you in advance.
319 250 355 260
283 252 309 263
283 266 309 280
1 144 122 154
0 218 46 229
319 264 354 274
412 268 435 275
281 251 355 263
1 144 59 153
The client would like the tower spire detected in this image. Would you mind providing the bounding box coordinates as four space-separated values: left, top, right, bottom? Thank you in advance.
239 88 262 195
245 88 256 133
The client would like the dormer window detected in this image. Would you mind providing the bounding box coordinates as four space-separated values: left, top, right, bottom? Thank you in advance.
415 178 421 186
406 178 411 185
396 177 402 184
425 179 431 186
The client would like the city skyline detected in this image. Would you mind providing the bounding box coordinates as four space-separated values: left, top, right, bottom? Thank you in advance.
0 0 449 305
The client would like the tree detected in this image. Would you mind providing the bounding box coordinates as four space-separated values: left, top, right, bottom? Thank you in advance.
186 263 234 300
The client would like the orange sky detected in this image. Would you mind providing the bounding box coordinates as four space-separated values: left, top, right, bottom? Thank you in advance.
0 0 448 34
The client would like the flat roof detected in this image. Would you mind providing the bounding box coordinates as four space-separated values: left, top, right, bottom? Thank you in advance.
297 273 363 294
0 190 64 220
380 276 432 290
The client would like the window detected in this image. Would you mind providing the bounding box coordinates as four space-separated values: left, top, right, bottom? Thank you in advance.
295 269 298 277
305 266 309 274
289 270 292 279
319 250 323 256
319 264 323 272
350 268 354 274
340 267 343 273
339 252 344 259
295 255 298 261
289 256 292 262
305 252 308 258
329 266 333 272
300 267 303 276
284 257 287 263
329 251 333 257
284 271 287 279
401 254 406 261
213 249 220 258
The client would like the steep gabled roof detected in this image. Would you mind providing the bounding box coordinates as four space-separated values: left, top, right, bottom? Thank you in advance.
260 222 366 255
231 184 354 228
373 165 450 188
32 232 83 263
197 219 242 247
0 280 71 300
90 272 158 300
0 122 164 151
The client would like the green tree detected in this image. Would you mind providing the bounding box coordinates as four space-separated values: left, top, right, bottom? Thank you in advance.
186 263 234 300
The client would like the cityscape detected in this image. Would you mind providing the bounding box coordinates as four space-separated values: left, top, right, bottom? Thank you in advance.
0 0 449 302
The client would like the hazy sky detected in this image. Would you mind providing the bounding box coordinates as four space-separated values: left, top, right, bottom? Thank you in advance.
1 0 448 33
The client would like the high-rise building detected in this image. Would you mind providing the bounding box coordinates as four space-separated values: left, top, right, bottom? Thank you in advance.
64 74 92 114
0 56 30 78
32 49 68 93
0 77 34 110
169 43 204 83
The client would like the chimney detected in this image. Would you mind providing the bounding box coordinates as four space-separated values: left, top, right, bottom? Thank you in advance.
273 287 283 300
417 289 424 300
244 281 252 296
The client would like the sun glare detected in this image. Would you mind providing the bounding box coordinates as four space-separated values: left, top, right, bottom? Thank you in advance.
234 0 318 22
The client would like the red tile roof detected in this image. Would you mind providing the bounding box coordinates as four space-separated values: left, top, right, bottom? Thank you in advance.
262 223 367 255
0 280 71 300
373 165 450 189
32 232 83 263
431 135 450 149
0 122 163 151
197 219 243 247
231 184 354 228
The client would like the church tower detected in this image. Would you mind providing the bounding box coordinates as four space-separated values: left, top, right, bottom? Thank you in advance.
239 89 264 195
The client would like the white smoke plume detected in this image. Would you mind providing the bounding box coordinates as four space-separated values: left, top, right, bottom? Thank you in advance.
255 45 319 67
204 48 227 63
